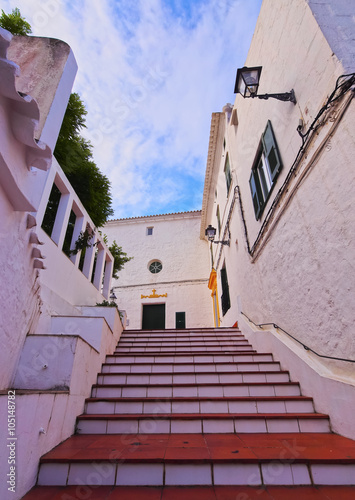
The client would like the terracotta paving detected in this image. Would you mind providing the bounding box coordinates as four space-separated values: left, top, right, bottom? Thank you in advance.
22 328 355 496
40 432 355 464
22 485 355 499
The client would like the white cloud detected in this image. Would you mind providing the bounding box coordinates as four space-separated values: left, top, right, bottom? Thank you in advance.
2 0 262 218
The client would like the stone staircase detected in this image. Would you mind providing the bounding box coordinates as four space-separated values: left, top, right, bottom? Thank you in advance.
23 327 355 499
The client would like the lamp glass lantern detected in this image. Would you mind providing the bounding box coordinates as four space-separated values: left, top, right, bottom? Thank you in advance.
205 225 217 242
235 66 262 97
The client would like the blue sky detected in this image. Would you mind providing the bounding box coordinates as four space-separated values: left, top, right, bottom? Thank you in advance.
3 0 262 219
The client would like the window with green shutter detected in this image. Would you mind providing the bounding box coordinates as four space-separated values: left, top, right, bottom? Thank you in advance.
220 264 231 316
216 205 221 236
224 154 232 194
249 120 282 220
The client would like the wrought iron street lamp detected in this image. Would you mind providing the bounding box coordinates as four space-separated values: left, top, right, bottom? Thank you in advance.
234 66 296 104
205 225 230 246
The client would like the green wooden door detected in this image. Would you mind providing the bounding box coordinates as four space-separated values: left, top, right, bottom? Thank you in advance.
175 312 186 329
142 304 165 330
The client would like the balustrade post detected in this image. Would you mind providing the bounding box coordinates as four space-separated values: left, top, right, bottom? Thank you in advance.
93 243 106 292
82 229 97 280
51 192 72 249
102 257 113 299
69 215 85 266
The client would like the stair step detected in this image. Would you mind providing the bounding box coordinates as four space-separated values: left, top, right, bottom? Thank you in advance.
124 327 241 334
30 324 355 492
76 413 330 434
107 353 269 363
101 362 288 377
120 333 245 339
92 382 301 398
36 433 355 487
96 371 290 386
118 342 249 348
120 335 247 345
119 339 246 345
21 485 355 499
85 396 315 415
115 346 253 353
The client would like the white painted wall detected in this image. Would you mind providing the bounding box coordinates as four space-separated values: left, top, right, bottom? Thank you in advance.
7 34 78 152
104 212 214 329
308 0 355 73
0 184 42 389
203 0 355 425
239 315 355 441
0 307 122 500
0 29 121 499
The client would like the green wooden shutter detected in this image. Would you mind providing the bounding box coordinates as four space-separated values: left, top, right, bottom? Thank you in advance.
220 266 231 316
262 120 282 181
249 170 263 220
224 154 232 193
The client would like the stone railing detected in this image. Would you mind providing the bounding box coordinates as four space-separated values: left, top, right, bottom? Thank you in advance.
35 157 113 302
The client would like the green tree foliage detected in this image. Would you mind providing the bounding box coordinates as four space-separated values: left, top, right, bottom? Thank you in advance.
55 92 87 143
71 232 133 279
3 8 131 276
0 8 32 35
109 240 133 279
54 93 114 226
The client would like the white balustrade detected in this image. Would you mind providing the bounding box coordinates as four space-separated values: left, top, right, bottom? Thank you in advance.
36 158 113 300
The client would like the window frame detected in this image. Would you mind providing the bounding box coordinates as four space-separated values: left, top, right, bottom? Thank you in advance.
148 260 162 274
220 263 231 316
249 120 282 220
224 153 232 195
216 205 221 236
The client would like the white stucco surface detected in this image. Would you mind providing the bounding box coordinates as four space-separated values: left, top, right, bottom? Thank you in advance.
51 316 108 353
104 211 214 329
0 28 119 499
7 34 77 151
1 307 122 500
205 0 355 368
240 316 355 441
0 28 78 389
202 0 355 437
307 0 355 73
0 185 41 389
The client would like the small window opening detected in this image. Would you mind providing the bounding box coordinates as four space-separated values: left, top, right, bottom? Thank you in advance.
41 183 61 238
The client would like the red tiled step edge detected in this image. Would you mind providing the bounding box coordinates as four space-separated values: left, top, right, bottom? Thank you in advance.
104 359 274 365
85 395 313 402
99 368 284 375
114 343 252 355
78 413 328 420
20 485 355 500
40 431 355 464
39 432 355 462
110 351 259 357
35 434 355 487
118 340 248 344
107 353 272 361
119 336 249 339
123 327 241 332
114 343 256 356
119 337 247 342
120 333 245 336
91 381 300 388
97 371 288 380
76 413 330 434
